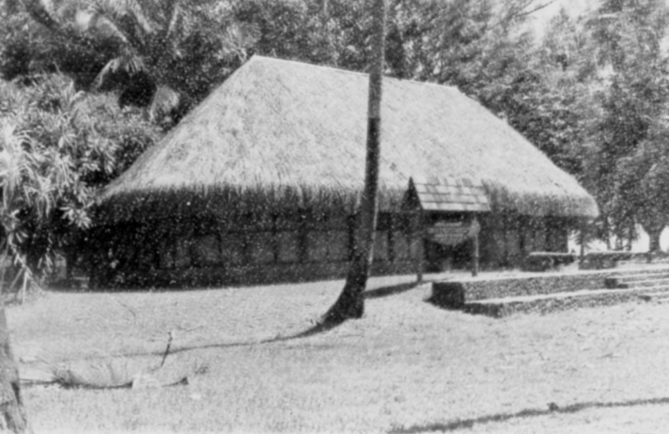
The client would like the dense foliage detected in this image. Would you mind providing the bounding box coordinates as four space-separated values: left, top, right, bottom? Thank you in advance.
0 0 254 127
0 75 158 294
582 0 669 249
3 0 669 289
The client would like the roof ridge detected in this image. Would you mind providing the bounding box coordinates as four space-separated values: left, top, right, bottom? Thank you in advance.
249 54 463 93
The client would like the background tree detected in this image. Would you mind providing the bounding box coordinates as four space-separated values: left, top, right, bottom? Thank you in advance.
501 9 596 177
4 0 566 129
379 0 591 173
0 2 117 86
2 0 254 126
582 0 669 247
614 121 669 252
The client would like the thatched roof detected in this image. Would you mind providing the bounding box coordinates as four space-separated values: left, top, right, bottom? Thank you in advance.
99 55 598 222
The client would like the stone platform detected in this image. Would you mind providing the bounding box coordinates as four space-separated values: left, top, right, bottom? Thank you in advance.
430 265 669 317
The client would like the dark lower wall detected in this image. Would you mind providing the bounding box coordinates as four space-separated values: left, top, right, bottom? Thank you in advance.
94 260 419 289
86 212 573 289
87 212 421 289
479 214 570 269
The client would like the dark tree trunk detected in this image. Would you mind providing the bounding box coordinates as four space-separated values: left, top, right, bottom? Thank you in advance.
648 229 662 253
324 0 387 322
640 219 664 254
0 307 27 433
603 217 612 250
626 222 634 251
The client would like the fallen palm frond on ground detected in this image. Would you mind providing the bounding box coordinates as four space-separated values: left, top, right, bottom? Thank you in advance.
51 358 190 390
20 332 203 390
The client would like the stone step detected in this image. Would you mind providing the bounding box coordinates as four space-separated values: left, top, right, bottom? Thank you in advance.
463 285 669 318
638 291 669 302
609 277 669 289
603 270 669 288
622 257 669 265
613 270 669 281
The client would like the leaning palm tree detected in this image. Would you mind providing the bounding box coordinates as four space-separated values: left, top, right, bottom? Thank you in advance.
324 0 387 321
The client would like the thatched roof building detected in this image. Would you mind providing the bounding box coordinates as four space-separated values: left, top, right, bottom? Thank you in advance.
99 55 598 221
89 56 600 288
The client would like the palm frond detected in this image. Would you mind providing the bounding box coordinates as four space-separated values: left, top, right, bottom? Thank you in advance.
80 7 130 45
92 0 154 45
93 54 146 89
160 0 181 44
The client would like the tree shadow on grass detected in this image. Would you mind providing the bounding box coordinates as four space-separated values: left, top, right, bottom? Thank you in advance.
174 280 425 347
286 280 428 338
389 396 669 433
238 279 428 340
44 280 429 365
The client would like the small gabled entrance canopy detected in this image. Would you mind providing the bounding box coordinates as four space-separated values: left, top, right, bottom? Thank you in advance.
403 176 490 278
405 176 490 213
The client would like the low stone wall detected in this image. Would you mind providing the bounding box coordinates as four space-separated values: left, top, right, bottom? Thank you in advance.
463 288 647 318
431 270 621 308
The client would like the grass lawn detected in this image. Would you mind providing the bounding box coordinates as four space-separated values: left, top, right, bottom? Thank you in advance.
8 273 669 433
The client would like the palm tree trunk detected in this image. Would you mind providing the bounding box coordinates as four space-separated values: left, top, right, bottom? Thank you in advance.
0 307 27 433
324 0 387 322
